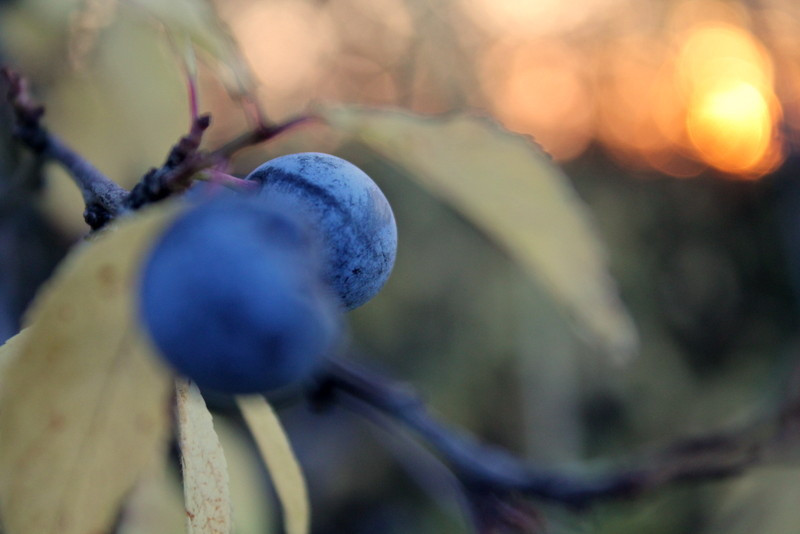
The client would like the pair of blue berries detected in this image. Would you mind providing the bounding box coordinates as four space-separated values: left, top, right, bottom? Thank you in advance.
138 153 397 393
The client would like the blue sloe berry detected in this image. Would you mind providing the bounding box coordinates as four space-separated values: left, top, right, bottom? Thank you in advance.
138 197 343 393
246 152 397 310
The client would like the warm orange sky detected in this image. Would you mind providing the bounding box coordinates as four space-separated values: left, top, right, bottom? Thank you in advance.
221 0 799 179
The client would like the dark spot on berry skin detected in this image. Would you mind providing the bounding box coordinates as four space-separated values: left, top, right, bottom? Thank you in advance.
351 268 362 275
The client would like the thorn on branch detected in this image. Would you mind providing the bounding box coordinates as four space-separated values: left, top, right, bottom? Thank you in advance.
166 114 211 168
123 113 211 210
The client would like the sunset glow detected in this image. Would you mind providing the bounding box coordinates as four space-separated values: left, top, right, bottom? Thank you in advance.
686 81 774 174
474 2 786 177
214 0 797 179
677 24 782 176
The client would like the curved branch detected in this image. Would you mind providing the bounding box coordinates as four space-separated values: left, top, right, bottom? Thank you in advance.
2 68 128 229
311 356 790 531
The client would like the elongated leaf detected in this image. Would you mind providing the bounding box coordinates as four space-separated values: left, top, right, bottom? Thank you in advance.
0 202 182 534
117 453 185 534
237 395 309 534
176 378 233 534
213 417 276 534
321 106 638 360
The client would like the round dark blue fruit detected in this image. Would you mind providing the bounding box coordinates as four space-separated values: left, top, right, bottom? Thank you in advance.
246 153 397 310
138 197 343 393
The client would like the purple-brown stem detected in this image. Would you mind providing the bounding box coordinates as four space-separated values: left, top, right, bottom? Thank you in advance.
200 169 261 193
312 356 796 532
123 113 318 211
2 67 128 229
4 68 316 225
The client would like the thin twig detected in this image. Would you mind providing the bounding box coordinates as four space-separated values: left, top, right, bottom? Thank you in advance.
2 67 128 229
199 114 318 165
3 68 315 224
123 114 317 210
123 113 211 210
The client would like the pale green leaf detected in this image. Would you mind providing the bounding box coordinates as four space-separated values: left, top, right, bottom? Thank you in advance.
175 378 233 534
0 202 182 534
321 106 639 360
237 395 309 534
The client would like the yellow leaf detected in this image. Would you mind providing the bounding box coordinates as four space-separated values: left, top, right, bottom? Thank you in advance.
214 416 276 534
175 378 233 534
117 453 186 534
0 329 30 390
0 202 182 534
237 395 309 534
321 106 639 361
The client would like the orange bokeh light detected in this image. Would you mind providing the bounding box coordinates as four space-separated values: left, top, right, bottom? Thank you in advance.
593 16 785 178
480 40 593 161
471 0 788 178
686 81 773 174
594 35 680 169
212 0 794 179
677 23 783 176
462 0 626 36
221 0 337 117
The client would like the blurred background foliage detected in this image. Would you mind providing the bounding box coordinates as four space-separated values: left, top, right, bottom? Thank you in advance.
1 0 800 533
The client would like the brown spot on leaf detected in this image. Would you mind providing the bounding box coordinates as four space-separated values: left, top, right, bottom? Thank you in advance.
96 264 119 297
48 413 66 431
